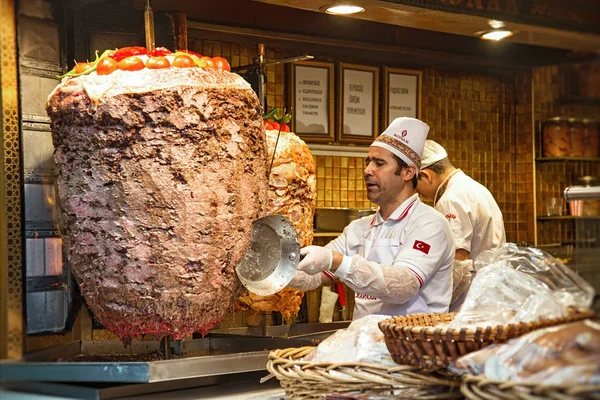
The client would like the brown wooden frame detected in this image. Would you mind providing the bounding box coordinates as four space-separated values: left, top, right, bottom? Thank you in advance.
288 60 335 143
338 63 379 145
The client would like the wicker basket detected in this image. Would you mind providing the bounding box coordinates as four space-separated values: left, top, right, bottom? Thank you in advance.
263 346 462 400
378 308 596 369
461 374 600 400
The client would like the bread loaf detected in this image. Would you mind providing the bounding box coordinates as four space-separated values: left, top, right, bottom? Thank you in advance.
450 320 600 385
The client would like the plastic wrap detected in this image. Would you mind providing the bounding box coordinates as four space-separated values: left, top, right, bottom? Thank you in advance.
449 320 600 385
304 315 396 367
446 244 594 329
451 259 473 305
474 244 594 308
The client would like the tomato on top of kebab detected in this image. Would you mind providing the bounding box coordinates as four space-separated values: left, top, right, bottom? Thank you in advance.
60 46 231 78
263 108 292 132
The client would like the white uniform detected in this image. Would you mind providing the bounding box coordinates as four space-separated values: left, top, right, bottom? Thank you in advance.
435 170 506 260
327 194 455 320
435 170 506 311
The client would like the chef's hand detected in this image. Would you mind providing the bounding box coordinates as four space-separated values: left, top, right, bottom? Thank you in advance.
298 246 332 275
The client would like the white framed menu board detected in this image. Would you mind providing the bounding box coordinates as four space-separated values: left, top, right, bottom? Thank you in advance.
383 67 422 126
290 61 335 142
338 63 379 144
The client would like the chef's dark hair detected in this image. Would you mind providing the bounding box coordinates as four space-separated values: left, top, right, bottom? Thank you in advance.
425 158 453 175
392 155 418 189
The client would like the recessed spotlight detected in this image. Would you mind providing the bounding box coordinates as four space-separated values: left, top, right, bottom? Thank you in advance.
478 30 514 41
322 4 365 15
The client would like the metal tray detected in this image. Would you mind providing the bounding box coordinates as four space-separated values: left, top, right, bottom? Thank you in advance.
0 335 321 384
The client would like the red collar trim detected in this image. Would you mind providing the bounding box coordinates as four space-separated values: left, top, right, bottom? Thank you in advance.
396 198 417 221
370 196 419 226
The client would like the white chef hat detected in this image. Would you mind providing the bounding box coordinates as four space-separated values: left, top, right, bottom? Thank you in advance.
420 140 448 169
370 117 430 170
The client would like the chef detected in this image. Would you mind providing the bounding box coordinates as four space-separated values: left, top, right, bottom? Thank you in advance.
288 117 456 319
416 140 506 310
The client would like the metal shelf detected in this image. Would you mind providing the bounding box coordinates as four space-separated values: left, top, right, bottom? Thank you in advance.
537 216 600 221
535 157 600 162
558 97 600 106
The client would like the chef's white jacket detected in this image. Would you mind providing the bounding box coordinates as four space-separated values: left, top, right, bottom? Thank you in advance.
435 170 506 260
325 194 455 320
436 170 506 311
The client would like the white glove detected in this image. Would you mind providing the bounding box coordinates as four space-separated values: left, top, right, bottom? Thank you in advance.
451 259 473 304
298 246 332 275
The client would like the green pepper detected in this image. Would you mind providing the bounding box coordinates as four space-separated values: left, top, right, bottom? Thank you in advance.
263 108 279 120
58 49 115 79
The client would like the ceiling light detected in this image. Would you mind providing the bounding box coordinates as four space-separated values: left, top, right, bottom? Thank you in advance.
323 4 365 15
488 20 505 29
479 30 514 41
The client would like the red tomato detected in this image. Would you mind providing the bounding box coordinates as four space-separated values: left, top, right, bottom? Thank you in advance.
172 54 196 68
177 49 202 58
145 56 170 69
118 56 145 71
212 56 230 72
264 120 274 130
270 121 280 131
74 62 94 74
96 57 118 75
110 46 147 62
147 47 172 57
280 123 290 132
198 56 215 69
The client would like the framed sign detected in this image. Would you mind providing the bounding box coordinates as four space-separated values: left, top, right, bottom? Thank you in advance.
289 61 335 142
338 63 379 144
383 67 422 126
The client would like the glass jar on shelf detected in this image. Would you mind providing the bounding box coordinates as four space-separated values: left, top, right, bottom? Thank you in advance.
542 117 570 158
568 118 585 157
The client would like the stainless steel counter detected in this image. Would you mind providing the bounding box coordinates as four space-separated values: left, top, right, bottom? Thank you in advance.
1 379 287 400
0 335 320 384
115 379 286 400
0 323 348 399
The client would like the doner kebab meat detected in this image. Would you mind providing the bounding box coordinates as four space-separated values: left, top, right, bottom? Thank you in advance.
236 127 317 318
46 48 267 341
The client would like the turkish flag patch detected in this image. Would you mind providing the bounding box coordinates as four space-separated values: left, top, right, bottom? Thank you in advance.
413 240 431 255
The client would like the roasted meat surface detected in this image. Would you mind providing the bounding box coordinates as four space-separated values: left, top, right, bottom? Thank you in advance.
236 288 305 320
235 129 317 318
46 68 268 340
265 129 317 248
